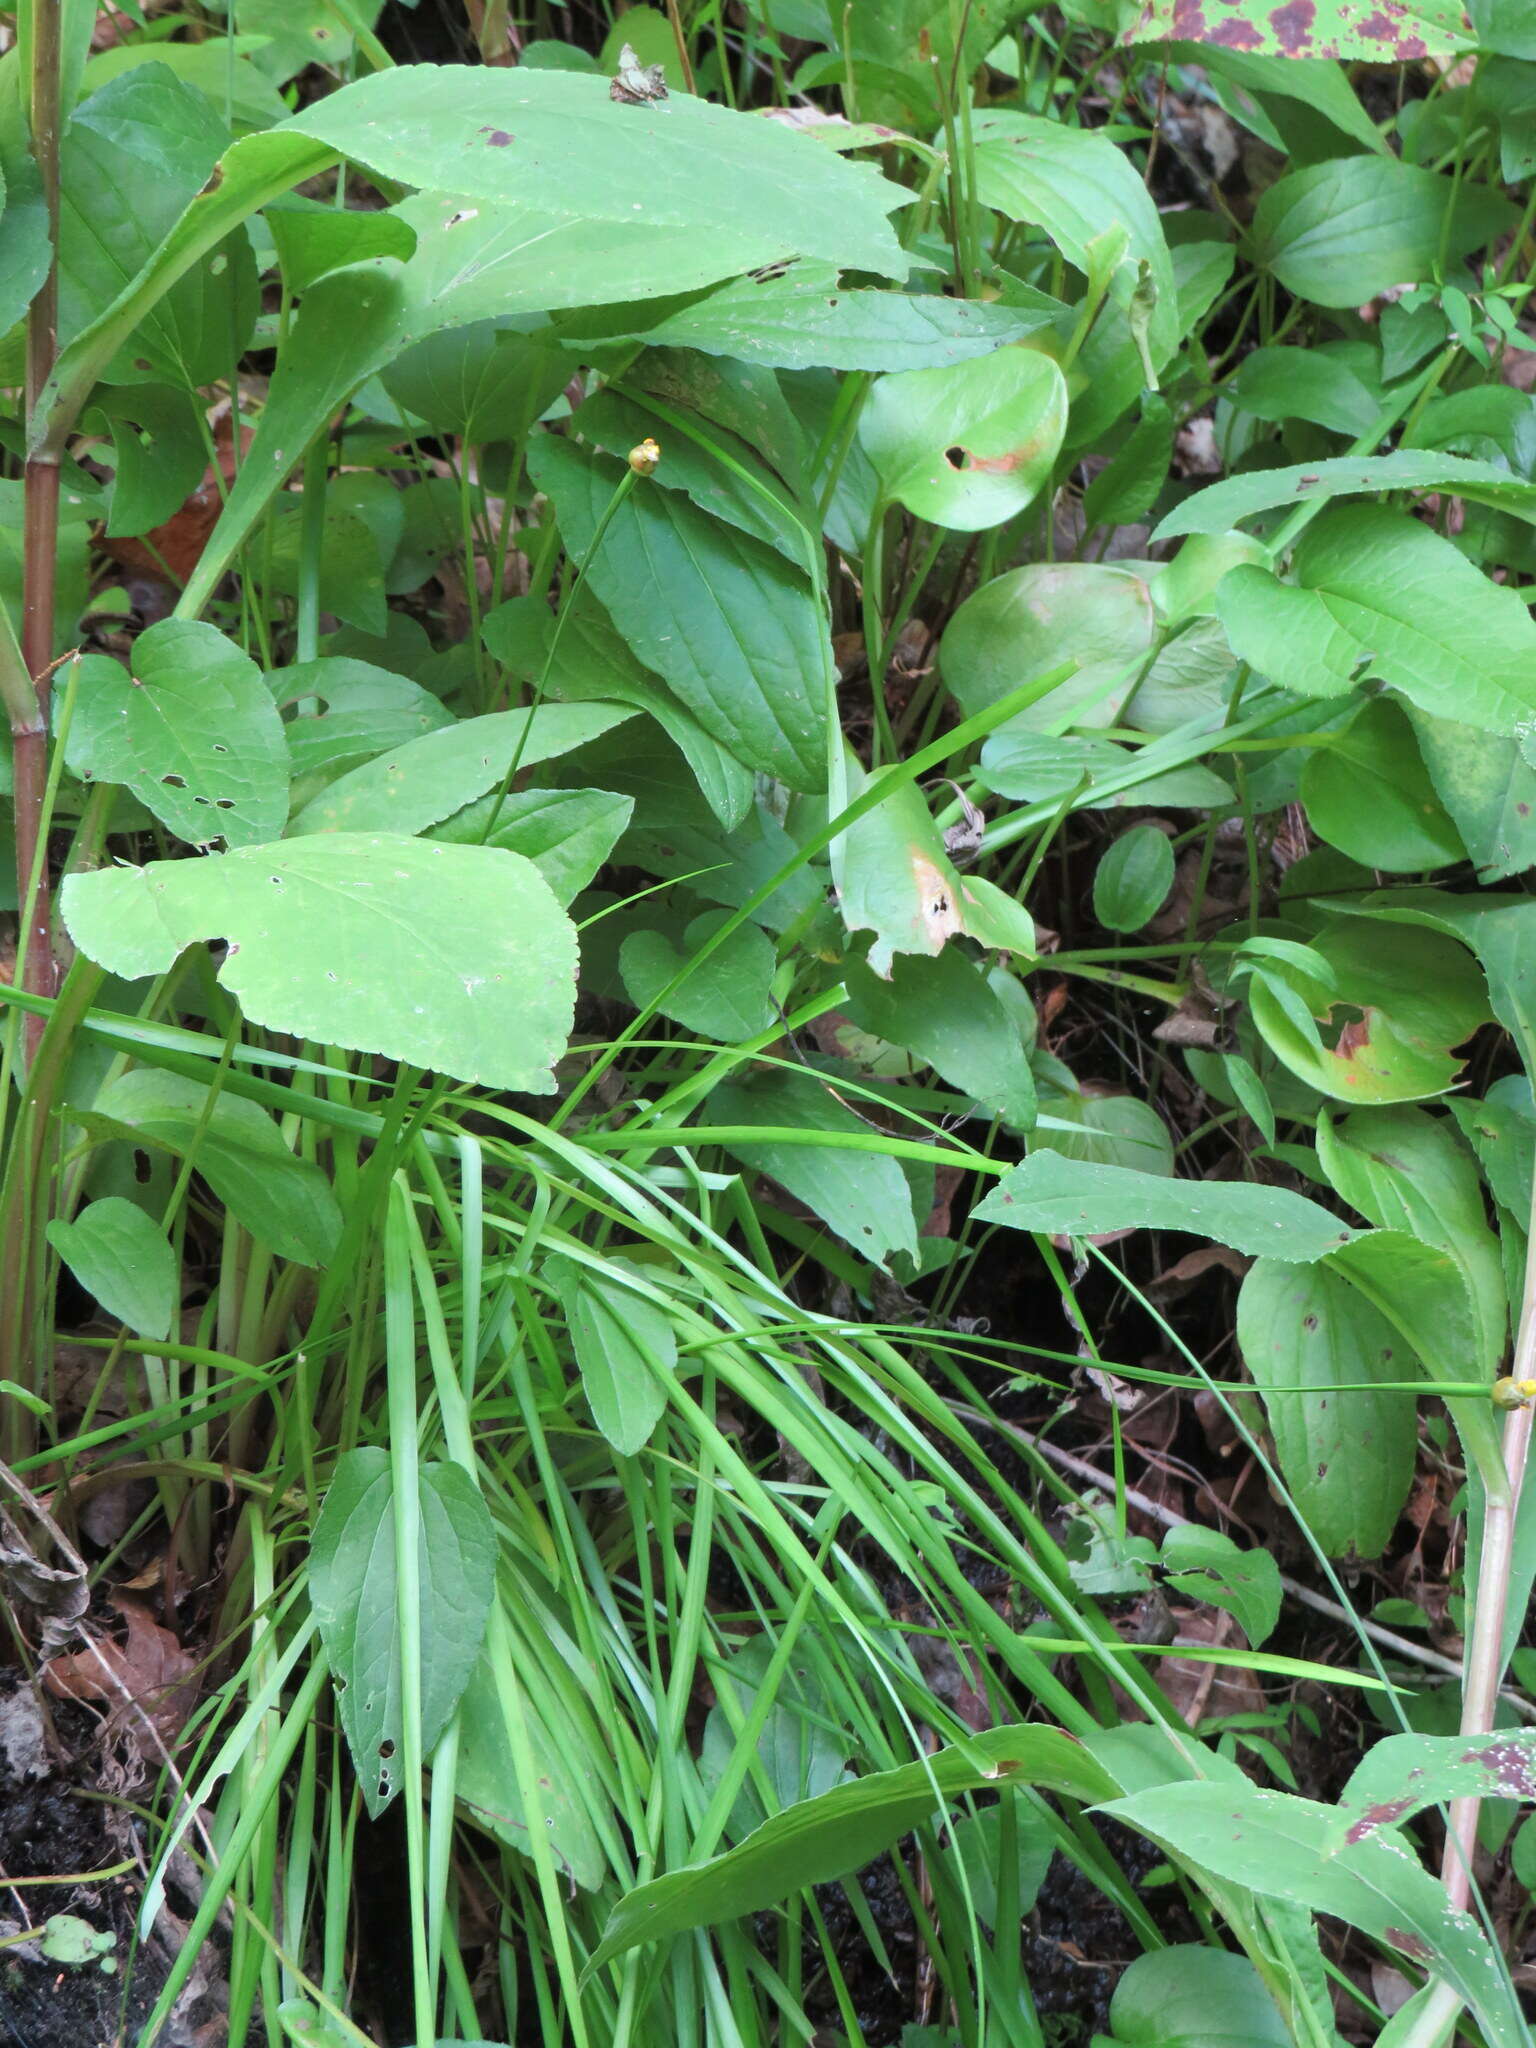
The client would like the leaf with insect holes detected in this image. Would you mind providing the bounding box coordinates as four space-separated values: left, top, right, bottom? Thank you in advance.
60 836 578 1094
65 623 289 849
1160 1527 1282 1648
588 1722 1113 1975
860 348 1067 532
309 1450 496 1819
47 1199 177 1342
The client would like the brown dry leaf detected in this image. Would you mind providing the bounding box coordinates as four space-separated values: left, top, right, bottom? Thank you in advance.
1148 1244 1250 1301
98 409 253 589
43 1597 196 1755
1154 1609 1266 1728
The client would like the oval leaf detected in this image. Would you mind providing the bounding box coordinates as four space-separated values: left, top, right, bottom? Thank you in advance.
860 347 1067 532
47 1198 176 1341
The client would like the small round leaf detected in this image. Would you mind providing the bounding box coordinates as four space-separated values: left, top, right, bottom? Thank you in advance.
1093 825 1174 932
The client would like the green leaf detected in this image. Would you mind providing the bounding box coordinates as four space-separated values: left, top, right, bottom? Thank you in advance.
83 34 290 128
310 1450 496 1817
92 384 206 539
1093 826 1175 932
265 197 417 293
860 349 1068 532
1339 1727 1536 1840
1096 1945 1291 2048
1217 505 1536 733
945 1802 1057 1925
482 588 752 831
1153 450 1536 541
46 1198 176 1341
1122 0 1471 57
542 1255 674 1455
285 63 910 282
1250 157 1512 308
621 913 778 1041
587 1723 1115 1975
1245 916 1490 1105
78 1070 341 1268
1101 1782 1526 2048
273 659 455 785
65 623 289 850
529 436 828 791
558 264 1056 372
976 1154 1354 1261
708 1070 920 1267
1033 1091 1175 1175
1300 700 1464 872
942 563 1156 734
1236 1257 1417 1557
1408 708 1536 883
977 731 1231 812
1081 393 1175 529
59 66 257 389
287 703 633 837
971 112 1178 364
61 836 578 1095
1160 1527 1283 1648
381 316 571 444
844 948 1037 1130
1227 347 1380 438
432 788 633 906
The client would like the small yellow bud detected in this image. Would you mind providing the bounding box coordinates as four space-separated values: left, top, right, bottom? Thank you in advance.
1492 1376 1536 1409
628 438 661 477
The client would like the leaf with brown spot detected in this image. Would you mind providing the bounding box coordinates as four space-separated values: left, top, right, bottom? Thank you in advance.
1121 0 1473 60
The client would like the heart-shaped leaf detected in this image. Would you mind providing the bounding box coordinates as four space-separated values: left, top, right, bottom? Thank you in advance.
860 348 1068 531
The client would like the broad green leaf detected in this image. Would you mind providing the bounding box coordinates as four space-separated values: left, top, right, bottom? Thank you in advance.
265 197 416 293
287 703 633 837
1153 451 1536 540
1122 0 1472 57
1450 1083 1536 1219
1318 1107 1505 1376
708 1070 920 1266
482 588 753 831
273 659 455 785
1217 505 1536 733
1338 1728 1536 1841
1095 1944 1291 2048
91 384 206 538
529 436 828 791
621 914 778 1042
587 1723 1115 1974
310 1450 496 1817
1081 393 1175 529
860 349 1068 532
971 112 1178 364
976 1154 1354 1261
47 1198 176 1341
82 34 290 128
1236 1257 1417 1557
178 261 411 620
1176 47 1392 156
1251 158 1512 307
946 1803 1056 1926
1160 1527 1282 1648
978 730 1231 812
1246 916 1490 1104
455 1627 607 1891
942 563 1156 733
1408 709 1536 882
59 66 257 389
1102 1781 1526 2048
286 64 910 281
542 1255 673 1455
844 948 1037 1130
1032 1091 1175 1176
558 263 1056 372
1227 347 1379 438
382 316 571 444
1150 533 1271 626
61 837 578 1094
432 788 633 906
65 623 289 850
0 151 51 342
77 1070 341 1268
1300 700 1464 872
236 0 385 85
1093 825 1175 932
